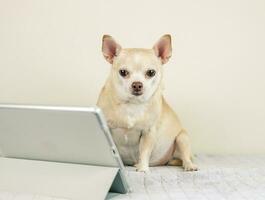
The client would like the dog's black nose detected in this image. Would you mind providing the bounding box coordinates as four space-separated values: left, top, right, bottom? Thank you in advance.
132 81 143 92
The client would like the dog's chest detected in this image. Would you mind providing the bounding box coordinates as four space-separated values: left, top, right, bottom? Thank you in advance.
111 127 142 165
120 103 147 128
111 104 147 165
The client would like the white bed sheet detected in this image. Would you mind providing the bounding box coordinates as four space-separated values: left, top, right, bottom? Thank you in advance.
1 155 265 200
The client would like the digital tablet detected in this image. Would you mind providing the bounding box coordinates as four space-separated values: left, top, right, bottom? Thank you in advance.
0 104 130 197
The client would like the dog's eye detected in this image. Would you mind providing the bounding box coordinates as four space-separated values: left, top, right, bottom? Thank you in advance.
119 69 129 78
146 69 156 78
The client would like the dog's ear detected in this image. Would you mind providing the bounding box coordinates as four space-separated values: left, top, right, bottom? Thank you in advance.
102 35 122 64
153 34 172 64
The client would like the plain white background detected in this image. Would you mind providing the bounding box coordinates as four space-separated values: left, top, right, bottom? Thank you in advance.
0 0 265 154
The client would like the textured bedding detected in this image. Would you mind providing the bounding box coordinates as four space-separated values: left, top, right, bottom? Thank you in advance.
1 155 265 200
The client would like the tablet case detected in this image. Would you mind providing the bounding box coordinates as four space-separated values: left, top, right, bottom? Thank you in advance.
0 157 124 200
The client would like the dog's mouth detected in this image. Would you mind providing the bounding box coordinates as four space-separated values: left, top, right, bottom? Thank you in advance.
132 91 143 96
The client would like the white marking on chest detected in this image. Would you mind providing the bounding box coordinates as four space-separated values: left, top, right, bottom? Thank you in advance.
122 103 147 128
112 103 148 165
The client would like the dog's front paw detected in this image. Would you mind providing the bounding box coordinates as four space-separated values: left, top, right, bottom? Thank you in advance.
134 163 150 173
183 161 198 171
107 120 118 129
